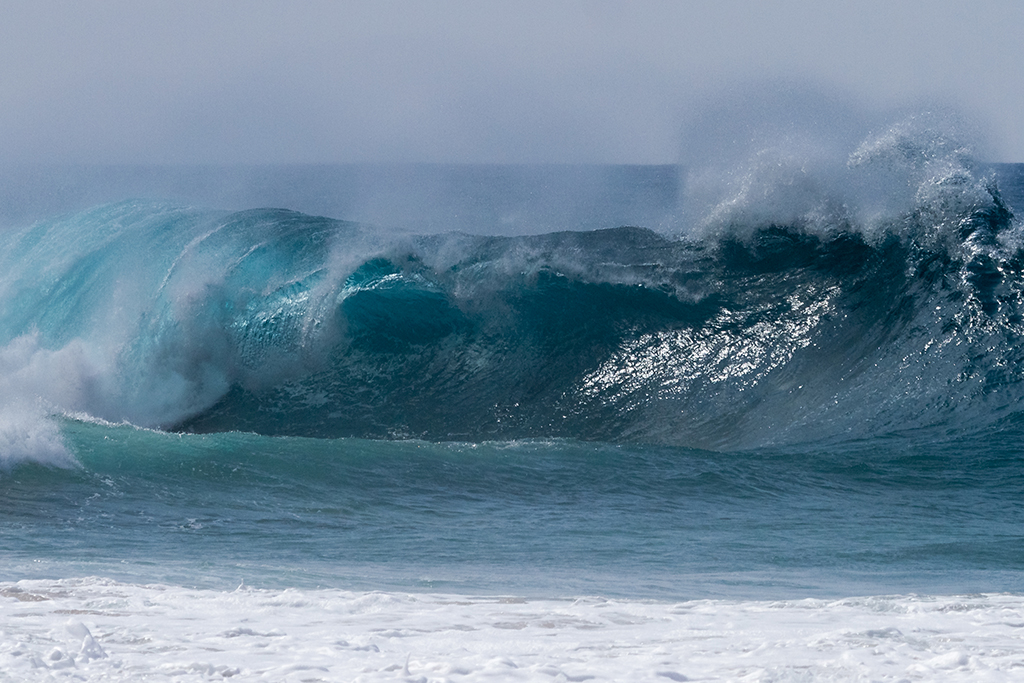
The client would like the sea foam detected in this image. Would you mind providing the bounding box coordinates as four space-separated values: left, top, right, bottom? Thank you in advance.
1 578 1021 681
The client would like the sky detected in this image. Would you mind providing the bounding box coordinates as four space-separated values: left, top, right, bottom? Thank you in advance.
2 0 1022 165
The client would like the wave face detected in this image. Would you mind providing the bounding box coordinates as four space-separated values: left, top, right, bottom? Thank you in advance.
0 126 1022 453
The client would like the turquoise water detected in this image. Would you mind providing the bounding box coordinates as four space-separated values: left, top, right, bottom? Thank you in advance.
1 418 1022 599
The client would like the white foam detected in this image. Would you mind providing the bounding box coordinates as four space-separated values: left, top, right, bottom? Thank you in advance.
681 102 1012 250
0 333 97 468
1 578 1022 681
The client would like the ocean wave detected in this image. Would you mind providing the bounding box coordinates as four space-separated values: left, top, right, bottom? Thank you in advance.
0 119 1021 460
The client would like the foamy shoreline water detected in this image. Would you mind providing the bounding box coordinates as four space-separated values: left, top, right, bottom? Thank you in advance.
1 578 1022 681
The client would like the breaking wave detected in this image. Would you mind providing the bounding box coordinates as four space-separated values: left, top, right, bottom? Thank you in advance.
0 117 1021 460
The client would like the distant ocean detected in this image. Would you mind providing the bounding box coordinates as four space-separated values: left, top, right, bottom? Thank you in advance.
2 121 1024 680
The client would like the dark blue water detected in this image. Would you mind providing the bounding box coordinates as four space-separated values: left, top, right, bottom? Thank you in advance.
1 144 1023 600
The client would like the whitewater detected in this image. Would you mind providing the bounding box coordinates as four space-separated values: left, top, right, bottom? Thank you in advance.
3 116 1024 680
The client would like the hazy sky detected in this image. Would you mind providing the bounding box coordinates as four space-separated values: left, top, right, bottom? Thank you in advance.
2 0 1022 164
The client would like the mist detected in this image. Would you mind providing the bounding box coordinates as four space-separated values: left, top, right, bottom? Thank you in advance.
2 1 1022 166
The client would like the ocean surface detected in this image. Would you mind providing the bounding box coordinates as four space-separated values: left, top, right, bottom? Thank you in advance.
2 121 1024 680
